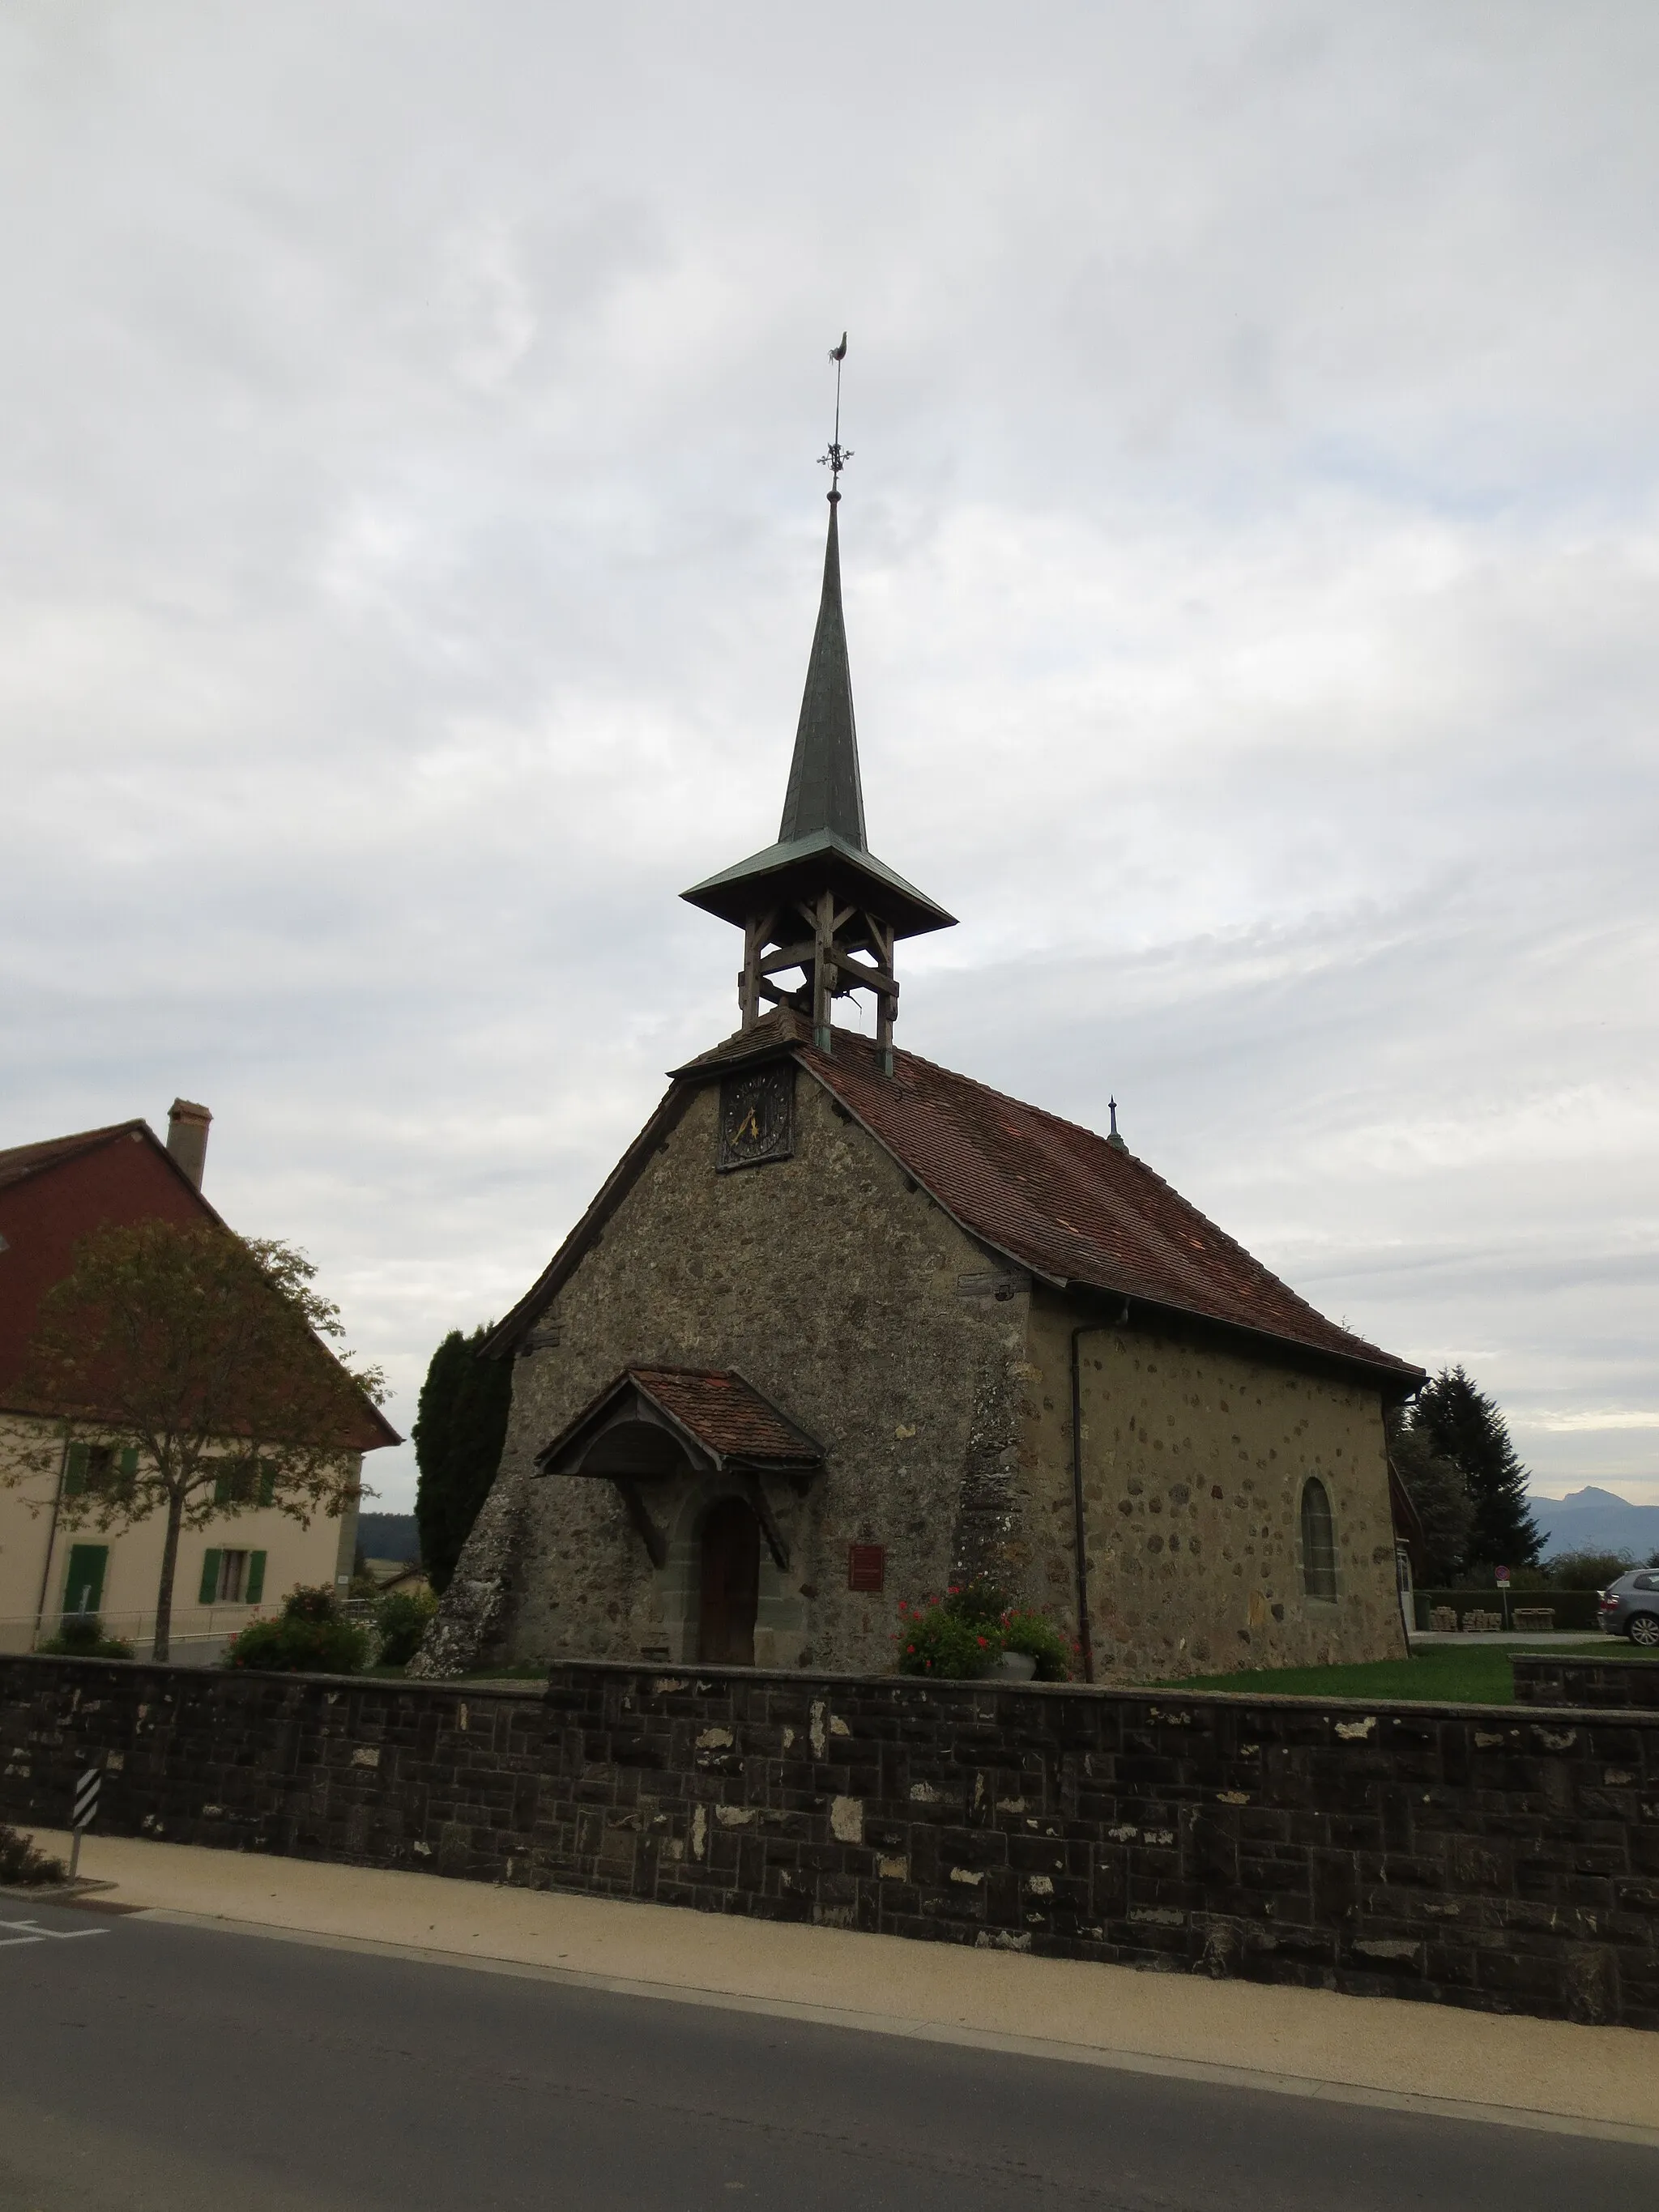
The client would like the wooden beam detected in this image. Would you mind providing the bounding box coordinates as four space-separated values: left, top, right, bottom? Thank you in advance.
812 889 834 1047
613 1478 668 1570
757 940 817 977
740 1470 791 1571
829 952 897 996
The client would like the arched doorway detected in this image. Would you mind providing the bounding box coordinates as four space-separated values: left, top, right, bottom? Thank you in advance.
698 1497 760 1664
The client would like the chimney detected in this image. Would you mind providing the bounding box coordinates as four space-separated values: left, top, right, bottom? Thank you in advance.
166 1098 212 1189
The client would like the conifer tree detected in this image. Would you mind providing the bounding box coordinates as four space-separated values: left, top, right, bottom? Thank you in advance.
1410 1366 1542 1571
1384 1407 1473 1583
412 1325 514 1593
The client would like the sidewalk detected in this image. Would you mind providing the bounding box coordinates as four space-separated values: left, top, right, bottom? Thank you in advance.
22 1825 1659 2145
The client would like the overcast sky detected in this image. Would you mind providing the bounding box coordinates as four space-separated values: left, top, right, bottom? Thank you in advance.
3 3 1656 1515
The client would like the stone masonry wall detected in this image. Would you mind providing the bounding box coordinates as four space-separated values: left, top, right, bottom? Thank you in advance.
1020 1298 1406 1681
1512 1656 1659 1710
3 1652 1656 2031
481 1073 1034 1675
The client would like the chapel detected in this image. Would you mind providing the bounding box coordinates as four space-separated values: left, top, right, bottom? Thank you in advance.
416 458 1421 1685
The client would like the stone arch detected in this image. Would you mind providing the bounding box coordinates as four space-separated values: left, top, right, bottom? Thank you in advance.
697 1495 761 1664
659 1479 806 1668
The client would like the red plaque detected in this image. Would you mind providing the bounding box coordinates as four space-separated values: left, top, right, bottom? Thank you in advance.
847 1542 885 1593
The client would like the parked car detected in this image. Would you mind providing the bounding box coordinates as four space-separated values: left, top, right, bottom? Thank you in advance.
1597 1570 1659 1647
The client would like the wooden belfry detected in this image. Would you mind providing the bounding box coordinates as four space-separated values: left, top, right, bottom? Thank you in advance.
682 360 954 1068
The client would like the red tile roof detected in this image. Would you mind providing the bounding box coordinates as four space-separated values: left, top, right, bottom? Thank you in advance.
0 1122 147 1192
0 1117 399 1447
536 1365 823 1473
791 1028 1414 1377
664 1010 1414 1380
628 1367 822 1466
488 1012 1419 1386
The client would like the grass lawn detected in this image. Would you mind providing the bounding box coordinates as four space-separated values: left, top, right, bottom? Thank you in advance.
1145 1639 1642 1706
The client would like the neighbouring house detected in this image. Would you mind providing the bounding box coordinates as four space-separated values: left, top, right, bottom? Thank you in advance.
360 1559 433 1599
414 476 1423 1684
0 1100 399 1659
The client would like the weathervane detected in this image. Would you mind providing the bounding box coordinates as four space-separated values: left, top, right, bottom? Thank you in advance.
818 331 852 495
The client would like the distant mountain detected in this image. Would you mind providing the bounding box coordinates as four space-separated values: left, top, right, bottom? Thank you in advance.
1532 1487 1659 1562
356 1511 421 1563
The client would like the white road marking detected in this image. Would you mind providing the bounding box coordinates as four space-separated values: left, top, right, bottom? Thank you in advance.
0 1916 108 1946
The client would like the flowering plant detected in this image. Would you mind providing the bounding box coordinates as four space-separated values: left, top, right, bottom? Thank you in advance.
893 1583 1077 1681
895 1593 1000 1678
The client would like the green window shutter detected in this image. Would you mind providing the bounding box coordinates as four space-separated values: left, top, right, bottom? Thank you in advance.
213 1468 231 1507
64 1544 108 1613
245 1551 267 1604
117 1446 139 1491
198 1549 222 1605
63 1442 89 1496
257 1463 275 1509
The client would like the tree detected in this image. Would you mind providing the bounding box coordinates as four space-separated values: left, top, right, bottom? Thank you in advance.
1546 1549 1634 1592
413 1326 513 1593
11 1221 387 1660
1385 1407 1474 1583
1410 1366 1542 1573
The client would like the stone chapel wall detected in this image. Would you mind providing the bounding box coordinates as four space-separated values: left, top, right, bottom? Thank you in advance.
489 1074 1031 1674
1019 1296 1407 1680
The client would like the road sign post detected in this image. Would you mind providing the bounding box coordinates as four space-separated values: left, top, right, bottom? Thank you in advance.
67 1765 100 1883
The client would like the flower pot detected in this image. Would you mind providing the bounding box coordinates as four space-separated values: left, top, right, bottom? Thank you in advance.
993 1649 1038 1682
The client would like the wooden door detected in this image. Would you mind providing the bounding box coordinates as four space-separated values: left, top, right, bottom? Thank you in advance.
698 1498 759 1665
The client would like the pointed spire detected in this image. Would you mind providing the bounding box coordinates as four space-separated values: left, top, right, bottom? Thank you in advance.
682 344 954 1063
778 495 867 849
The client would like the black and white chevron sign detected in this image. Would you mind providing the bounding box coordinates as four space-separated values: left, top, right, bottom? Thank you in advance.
71 1767 100 1831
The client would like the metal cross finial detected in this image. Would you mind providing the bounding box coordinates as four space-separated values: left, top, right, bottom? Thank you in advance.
819 332 852 495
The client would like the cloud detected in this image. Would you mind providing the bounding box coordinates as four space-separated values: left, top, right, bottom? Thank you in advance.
2 2 1656 1511
1532 1412 1659 1434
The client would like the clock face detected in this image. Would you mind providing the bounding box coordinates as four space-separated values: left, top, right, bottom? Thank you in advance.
718 1066 794 1171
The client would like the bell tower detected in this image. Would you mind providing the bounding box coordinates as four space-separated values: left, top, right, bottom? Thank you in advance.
681 343 955 1069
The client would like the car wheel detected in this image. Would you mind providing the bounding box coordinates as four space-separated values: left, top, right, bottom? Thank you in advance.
1628 1613 1659 1648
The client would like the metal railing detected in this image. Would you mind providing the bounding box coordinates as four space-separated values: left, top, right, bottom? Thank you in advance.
0 1605 277 1659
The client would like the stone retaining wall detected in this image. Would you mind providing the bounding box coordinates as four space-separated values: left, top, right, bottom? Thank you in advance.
1512 1653 1659 1710
2 1654 1656 2029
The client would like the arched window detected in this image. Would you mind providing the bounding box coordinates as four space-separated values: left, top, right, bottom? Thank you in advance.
1300 1478 1337 1601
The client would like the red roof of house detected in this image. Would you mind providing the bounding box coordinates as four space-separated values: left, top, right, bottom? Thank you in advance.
0 1119 399 1447
487 1012 1418 1386
627 1367 823 1465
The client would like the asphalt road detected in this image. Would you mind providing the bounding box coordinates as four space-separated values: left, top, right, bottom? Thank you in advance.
0 1895 1650 2212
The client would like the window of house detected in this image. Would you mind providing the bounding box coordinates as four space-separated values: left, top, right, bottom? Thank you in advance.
198 1548 267 1601
1300 1478 1338 1601
64 1443 138 1496
62 1544 108 1616
212 1459 277 1509
198 1548 266 1605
